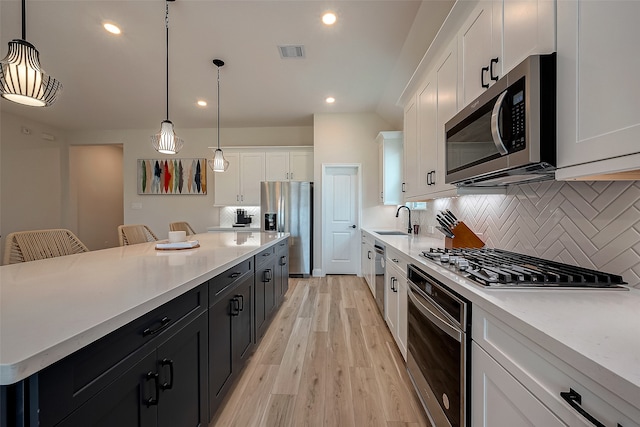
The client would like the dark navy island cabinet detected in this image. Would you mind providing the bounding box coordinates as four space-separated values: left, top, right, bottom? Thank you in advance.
0 241 289 427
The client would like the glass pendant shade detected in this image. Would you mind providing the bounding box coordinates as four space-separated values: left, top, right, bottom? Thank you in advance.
151 120 184 155
208 149 229 172
0 39 62 107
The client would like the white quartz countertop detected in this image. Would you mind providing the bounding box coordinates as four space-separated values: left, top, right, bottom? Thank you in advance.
363 228 640 412
0 231 288 385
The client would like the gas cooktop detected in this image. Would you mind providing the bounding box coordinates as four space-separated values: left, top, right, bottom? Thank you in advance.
420 248 628 289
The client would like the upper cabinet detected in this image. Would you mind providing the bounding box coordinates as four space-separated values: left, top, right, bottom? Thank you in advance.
376 131 403 205
459 0 555 109
214 152 265 206
265 149 313 182
555 0 640 180
399 0 555 200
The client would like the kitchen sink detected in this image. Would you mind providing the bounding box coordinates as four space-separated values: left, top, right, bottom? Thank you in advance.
373 230 407 236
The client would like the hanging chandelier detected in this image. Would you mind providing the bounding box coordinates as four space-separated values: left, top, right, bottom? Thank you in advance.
151 0 183 155
208 59 229 172
0 0 63 107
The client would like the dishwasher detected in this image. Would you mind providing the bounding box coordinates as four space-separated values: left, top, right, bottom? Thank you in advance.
374 242 385 315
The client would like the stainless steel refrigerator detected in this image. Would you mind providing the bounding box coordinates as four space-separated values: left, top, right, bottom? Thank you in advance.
260 181 313 276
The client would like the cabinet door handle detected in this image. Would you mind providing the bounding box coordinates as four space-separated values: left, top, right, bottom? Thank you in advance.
431 171 436 185
560 388 607 427
286 172 289 179
426 171 431 186
144 371 160 406
237 195 240 202
241 195 244 202
367 250 372 260
236 294 244 311
402 182 406 193
280 255 287 266
490 57 499 81
230 298 240 316
142 316 171 337
481 66 490 88
263 269 272 282
160 358 174 390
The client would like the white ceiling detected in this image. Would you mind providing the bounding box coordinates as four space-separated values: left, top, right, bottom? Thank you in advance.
0 0 453 131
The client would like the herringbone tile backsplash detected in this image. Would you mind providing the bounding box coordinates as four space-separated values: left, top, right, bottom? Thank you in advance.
424 181 640 288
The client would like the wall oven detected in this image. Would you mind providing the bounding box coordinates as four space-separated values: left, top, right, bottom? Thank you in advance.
444 53 556 187
407 264 471 427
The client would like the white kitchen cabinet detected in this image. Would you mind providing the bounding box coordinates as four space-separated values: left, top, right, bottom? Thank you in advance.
459 1 501 106
402 94 419 199
376 131 403 205
265 150 313 182
472 342 566 427
459 0 555 109
214 152 265 206
361 232 376 296
416 70 437 198
385 247 408 360
473 307 640 427
555 0 640 180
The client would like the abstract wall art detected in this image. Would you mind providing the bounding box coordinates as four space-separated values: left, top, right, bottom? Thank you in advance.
137 158 207 195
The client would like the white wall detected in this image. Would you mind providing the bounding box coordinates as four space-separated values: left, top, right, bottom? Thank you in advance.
313 112 400 276
0 113 68 260
66 126 313 239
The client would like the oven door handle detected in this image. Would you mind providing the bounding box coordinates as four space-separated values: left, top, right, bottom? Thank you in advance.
408 283 462 342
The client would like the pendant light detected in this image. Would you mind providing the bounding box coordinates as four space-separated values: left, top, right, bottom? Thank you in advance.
151 0 183 155
0 0 62 107
208 59 229 172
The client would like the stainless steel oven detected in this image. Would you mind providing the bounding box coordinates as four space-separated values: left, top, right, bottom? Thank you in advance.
406 264 471 427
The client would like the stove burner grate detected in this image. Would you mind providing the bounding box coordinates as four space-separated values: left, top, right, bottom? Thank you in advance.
421 248 627 289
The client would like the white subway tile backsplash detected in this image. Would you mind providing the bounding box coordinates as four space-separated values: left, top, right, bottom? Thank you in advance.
426 181 640 288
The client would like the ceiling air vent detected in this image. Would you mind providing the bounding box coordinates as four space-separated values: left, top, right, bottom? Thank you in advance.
278 45 305 59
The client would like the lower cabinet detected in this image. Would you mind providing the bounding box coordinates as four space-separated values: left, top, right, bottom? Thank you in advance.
255 247 277 341
471 342 565 427
36 284 208 427
57 313 208 427
275 240 289 307
361 232 376 296
472 307 640 427
208 271 254 418
385 249 408 360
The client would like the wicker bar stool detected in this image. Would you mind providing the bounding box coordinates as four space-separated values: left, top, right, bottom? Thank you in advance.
117 224 159 246
169 221 197 236
3 229 89 265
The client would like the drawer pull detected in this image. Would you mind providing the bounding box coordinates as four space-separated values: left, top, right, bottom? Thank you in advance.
392 258 399 263
560 388 606 427
263 252 271 257
142 316 171 337
160 358 174 390
229 272 241 279
144 371 160 406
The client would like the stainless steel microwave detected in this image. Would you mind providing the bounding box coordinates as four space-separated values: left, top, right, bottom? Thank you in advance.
445 53 556 187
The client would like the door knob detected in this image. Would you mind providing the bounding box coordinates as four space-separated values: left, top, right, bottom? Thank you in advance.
351 225 357 229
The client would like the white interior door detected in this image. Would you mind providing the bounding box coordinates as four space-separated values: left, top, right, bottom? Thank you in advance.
323 165 360 274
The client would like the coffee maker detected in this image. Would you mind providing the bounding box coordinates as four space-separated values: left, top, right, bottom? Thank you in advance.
234 209 252 227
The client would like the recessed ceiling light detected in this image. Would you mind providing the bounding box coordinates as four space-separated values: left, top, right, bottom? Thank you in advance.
103 23 121 35
322 12 337 26
197 100 207 107
326 97 336 104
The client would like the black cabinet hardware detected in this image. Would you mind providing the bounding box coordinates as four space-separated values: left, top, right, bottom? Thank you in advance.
236 294 244 311
229 272 241 279
481 66 490 88
230 298 240 316
160 358 174 390
368 250 372 260
560 388 606 427
144 371 160 406
490 57 499 81
142 316 171 337
263 269 272 282
280 256 287 266
402 182 406 192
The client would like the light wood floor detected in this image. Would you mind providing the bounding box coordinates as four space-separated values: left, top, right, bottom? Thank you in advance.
210 275 432 427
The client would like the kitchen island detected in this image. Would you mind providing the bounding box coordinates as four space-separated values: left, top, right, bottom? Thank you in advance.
364 229 640 426
0 231 288 426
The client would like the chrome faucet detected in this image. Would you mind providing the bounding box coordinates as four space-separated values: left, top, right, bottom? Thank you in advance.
395 206 412 234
